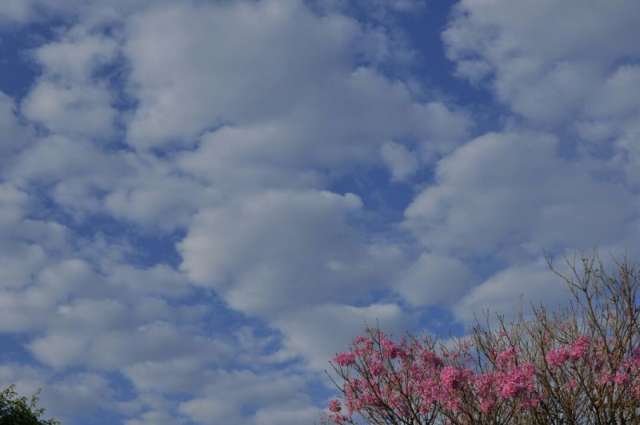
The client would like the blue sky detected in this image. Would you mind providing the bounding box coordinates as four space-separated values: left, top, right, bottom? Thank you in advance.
0 1 639 424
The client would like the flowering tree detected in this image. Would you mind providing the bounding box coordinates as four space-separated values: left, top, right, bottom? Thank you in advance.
324 256 640 424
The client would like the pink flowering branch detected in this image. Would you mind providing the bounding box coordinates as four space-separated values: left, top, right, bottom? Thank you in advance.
322 254 640 425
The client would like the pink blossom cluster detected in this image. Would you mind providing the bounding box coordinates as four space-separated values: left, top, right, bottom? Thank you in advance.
545 336 591 367
328 335 542 423
334 352 356 367
543 335 640 391
595 345 640 394
327 331 640 424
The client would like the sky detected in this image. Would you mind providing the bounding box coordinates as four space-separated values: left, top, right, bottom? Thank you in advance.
0 0 639 424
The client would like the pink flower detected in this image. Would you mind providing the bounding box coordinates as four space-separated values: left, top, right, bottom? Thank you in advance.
598 372 614 385
475 373 496 396
499 363 536 400
614 372 629 385
329 399 342 413
353 336 368 345
568 336 590 360
479 398 496 413
496 347 517 368
546 348 570 367
329 413 349 424
475 373 498 413
421 350 443 368
334 352 356 366
565 379 578 390
440 366 469 391
370 360 385 376
381 338 403 359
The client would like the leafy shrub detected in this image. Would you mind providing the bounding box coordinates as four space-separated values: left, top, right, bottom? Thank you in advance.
0 385 60 425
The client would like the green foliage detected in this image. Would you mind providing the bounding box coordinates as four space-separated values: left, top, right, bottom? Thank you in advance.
0 385 60 425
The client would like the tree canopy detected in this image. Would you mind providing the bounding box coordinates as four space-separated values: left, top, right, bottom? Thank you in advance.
325 255 640 424
0 385 59 425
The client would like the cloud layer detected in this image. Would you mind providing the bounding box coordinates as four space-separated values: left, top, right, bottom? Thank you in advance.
0 1 638 424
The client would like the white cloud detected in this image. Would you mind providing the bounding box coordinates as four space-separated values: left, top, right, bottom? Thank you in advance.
0 364 47 398
177 125 327 193
0 1 455 423
30 318 231 370
0 0 33 22
397 253 476 306
10 135 117 185
0 184 74 332
452 259 568 323
254 406 322 425
178 369 315 425
22 28 119 140
10 135 209 230
584 65 640 119
11 0 468 234
106 263 192 300
0 364 116 422
124 0 469 165
0 92 30 164
0 0 170 24
29 333 89 369
404 131 636 257
125 409 181 425
2 1 638 424
32 31 118 82
180 189 406 316
22 81 117 140
123 0 359 148
178 188 413 369
317 0 426 17
45 373 115 417
179 398 236 425
444 1 640 94
444 0 640 184
380 141 418 182
275 302 413 370
103 153 217 231
124 358 211 395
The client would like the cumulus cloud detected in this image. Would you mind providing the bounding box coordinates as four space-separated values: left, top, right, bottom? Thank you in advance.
9 133 211 230
0 92 30 164
45 373 116 415
0 364 47 398
396 253 476 307
124 0 469 161
22 28 119 140
1 1 638 424
254 406 322 425
123 0 359 148
401 128 639 324
178 188 415 369
0 184 74 332
444 1 640 96
178 369 316 425
0 0 170 24
411 0 640 322
444 0 640 183
0 364 117 422
22 82 117 140
180 189 406 316
32 30 118 81
452 259 568 323
0 180 235 421
275 302 413 369
380 141 418 182
404 131 636 257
